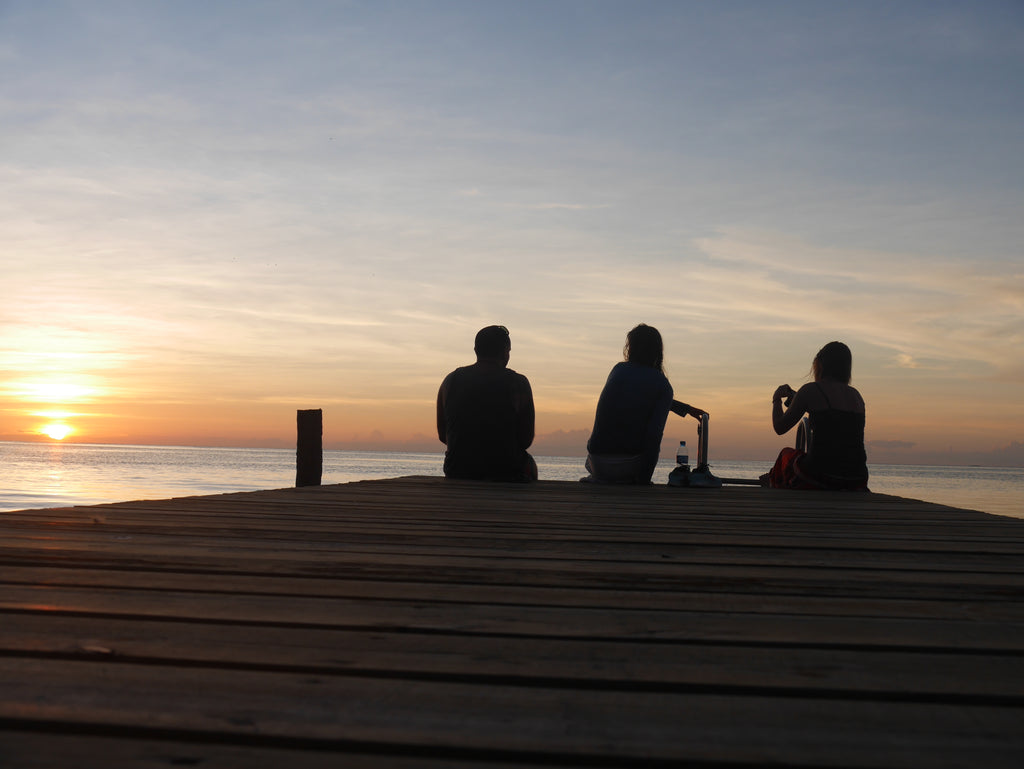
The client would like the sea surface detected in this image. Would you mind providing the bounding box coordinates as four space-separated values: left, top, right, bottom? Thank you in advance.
1 441 1021 519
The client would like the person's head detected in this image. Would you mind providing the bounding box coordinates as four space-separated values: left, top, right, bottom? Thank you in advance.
624 324 664 373
474 325 511 364
812 341 853 384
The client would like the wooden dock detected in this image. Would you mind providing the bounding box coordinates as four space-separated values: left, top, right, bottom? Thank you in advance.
1 477 1022 768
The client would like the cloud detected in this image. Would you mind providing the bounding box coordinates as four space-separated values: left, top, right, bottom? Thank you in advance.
693 229 1024 376
868 440 916 450
525 203 612 211
991 441 1024 464
532 428 591 456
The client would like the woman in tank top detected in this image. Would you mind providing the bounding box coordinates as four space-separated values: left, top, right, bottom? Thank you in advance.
765 341 869 491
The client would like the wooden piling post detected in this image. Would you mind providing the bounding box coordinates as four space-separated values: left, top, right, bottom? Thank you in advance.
296 409 322 487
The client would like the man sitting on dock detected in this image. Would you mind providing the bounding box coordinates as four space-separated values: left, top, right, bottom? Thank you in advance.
437 325 538 482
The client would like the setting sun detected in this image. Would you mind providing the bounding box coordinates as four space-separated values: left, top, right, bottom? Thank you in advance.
41 423 73 441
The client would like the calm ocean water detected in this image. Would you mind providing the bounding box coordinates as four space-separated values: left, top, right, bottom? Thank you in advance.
1 441 1021 519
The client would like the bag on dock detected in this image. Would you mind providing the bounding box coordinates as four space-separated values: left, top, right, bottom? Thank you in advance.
768 447 810 489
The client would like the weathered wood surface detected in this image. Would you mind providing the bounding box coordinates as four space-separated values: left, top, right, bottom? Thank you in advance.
1 477 1022 768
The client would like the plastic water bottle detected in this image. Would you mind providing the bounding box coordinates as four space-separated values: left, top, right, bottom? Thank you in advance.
676 440 688 467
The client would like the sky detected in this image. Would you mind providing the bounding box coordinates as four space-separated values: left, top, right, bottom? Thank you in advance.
2 1 1023 466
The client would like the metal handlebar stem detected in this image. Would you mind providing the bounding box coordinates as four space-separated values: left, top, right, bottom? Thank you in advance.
696 412 710 470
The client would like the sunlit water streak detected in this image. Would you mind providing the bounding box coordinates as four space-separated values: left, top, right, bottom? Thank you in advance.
1 442 1021 519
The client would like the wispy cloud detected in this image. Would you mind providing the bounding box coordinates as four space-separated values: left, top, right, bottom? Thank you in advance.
525 203 611 211
694 229 1024 379
895 354 920 369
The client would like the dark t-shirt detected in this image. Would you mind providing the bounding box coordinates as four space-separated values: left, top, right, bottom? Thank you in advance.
587 362 673 482
437 362 535 481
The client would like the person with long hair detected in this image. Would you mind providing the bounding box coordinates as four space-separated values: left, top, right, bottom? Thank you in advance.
583 324 705 484
765 341 869 490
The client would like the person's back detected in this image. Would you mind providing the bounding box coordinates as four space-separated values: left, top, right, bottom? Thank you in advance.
802 381 867 487
439 362 532 480
437 326 537 482
587 361 672 459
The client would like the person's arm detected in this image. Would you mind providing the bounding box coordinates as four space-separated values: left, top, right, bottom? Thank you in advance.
772 383 806 435
514 375 535 449
670 399 707 419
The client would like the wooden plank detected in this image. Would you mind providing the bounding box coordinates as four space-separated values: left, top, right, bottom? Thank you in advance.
0 731 539 769
4 523 1024 571
7 500 1010 533
1 659 1022 768
3 584 1023 649
2 613 1022 700
3 565 1022 620
3 550 1021 609
5 493 1019 534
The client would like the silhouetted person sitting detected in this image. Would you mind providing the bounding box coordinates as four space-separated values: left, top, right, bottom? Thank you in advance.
583 323 705 485
437 325 538 482
765 341 869 490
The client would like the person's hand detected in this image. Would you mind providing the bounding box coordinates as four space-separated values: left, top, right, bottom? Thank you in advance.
688 405 708 419
773 384 796 403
